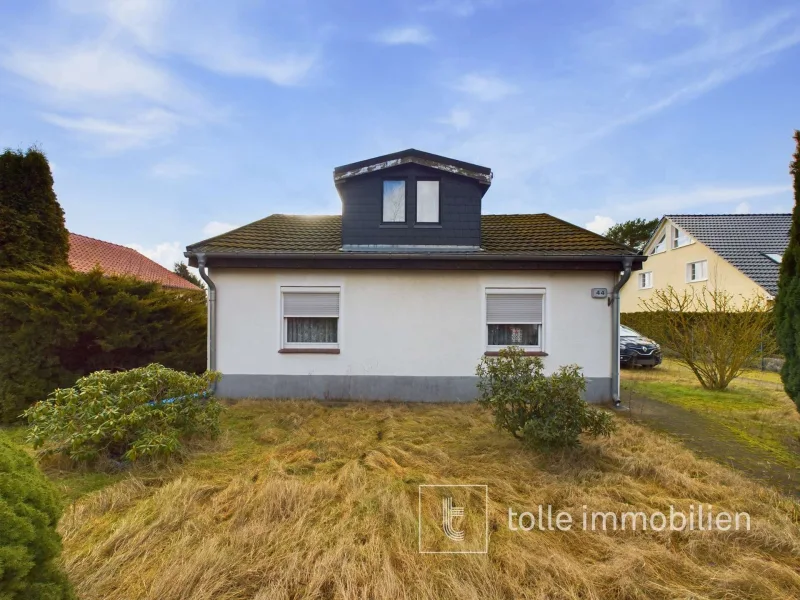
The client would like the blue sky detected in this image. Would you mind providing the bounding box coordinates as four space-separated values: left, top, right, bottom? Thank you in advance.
1 0 798 268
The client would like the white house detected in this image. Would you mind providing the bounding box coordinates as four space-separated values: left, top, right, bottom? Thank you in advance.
185 149 644 403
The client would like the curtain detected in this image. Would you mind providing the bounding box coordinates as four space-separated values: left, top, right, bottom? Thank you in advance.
487 324 539 346
286 317 338 343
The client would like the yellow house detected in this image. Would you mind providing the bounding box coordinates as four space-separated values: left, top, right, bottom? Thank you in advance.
620 214 790 312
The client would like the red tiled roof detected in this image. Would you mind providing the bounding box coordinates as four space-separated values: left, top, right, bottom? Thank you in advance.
68 233 200 290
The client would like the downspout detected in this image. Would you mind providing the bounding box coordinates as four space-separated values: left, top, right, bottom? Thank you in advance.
610 257 634 407
196 253 217 390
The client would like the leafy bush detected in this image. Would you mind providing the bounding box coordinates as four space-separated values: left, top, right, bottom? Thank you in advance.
0 267 207 423
24 364 222 463
476 347 614 449
639 286 774 390
0 433 74 599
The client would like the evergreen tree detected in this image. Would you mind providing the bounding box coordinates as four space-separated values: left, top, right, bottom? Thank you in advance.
604 218 660 251
173 261 204 288
0 147 69 269
775 130 800 413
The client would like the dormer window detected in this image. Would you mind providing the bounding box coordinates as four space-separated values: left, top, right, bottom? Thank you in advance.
651 233 666 254
416 180 440 223
382 180 406 223
672 225 691 249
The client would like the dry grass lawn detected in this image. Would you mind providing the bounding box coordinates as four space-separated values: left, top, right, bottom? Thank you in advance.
56 400 800 600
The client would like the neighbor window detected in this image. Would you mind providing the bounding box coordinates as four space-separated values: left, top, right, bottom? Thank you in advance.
686 260 708 283
486 289 544 350
382 180 406 223
638 271 653 289
672 226 691 249
281 287 340 349
416 180 440 223
764 253 782 263
651 233 666 254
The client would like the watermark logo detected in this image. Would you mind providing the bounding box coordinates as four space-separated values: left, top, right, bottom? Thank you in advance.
418 485 488 554
442 497 466 541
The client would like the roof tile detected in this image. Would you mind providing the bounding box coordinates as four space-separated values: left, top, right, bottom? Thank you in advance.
665 214 790 296
69 233 201 290
187 213 636 257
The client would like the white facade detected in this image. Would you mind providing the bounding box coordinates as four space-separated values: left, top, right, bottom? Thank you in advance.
211 268 616 402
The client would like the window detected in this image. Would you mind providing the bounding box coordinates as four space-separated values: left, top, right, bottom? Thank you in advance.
638 271 653 289
672 226 691 249
281 287 340 349
486 289 544 350
764 253 782 263
650 233 666 254
416 180 440 223
686 260 708 283
382 180 406 223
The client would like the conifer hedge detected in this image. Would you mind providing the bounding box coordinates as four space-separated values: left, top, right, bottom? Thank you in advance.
776 131 800 412
0 433 74 599
0 267 207 423
0 148 69 269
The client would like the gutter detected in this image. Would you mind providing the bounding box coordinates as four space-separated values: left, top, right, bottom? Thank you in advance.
195 253 217 391
609 257 634 407
186 251 642 263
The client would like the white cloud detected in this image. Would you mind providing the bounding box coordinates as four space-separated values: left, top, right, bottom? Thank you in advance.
2 45 181 104
438 108 472 130
42 109 182 150
559 184 791 227
420 0 497 18
126 240 183 268
202 221 238 237
734 201 752 214
585 215 615 234
1 0 319 150
149 158 201 179
454 73 517 101
372 26 433 45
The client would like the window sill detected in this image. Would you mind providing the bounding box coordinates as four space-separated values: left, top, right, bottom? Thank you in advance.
414 224 442 228
484 350 548 357
379 223 408 228
279 348 340 354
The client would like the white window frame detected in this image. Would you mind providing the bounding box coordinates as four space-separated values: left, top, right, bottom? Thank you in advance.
484 287 546 352
382 180 406 223
416 179 440 223
280 286 341 350
638 271 653 290
686 260 708 283
650 232 667 255
672 225 691 249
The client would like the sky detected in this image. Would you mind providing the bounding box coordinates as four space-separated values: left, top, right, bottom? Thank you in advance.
1 0 798 269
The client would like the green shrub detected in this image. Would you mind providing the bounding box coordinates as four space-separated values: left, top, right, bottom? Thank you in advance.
0 267 207 423
24 364 222 463
476 347 615 449
0 433 74 600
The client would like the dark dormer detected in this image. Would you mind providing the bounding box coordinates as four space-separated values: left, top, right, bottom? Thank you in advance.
334 149 492 250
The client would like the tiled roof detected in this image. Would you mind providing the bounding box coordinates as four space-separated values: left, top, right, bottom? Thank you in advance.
666 214 791 296
186 213 637 257
69 233 201 290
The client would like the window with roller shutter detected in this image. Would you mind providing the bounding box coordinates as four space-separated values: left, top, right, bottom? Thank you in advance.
281 287 340 349
485 289 544 351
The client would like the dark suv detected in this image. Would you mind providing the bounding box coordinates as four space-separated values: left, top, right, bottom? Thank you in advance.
620 325 662 368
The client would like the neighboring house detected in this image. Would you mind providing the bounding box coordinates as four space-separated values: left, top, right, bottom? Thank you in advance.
69 233 200 291
620 214 790 312
185 149 643 403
